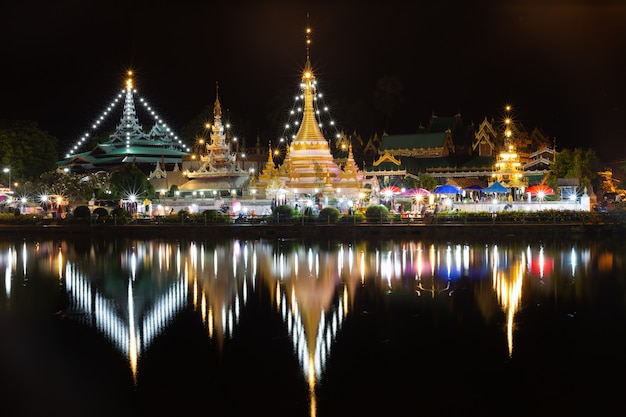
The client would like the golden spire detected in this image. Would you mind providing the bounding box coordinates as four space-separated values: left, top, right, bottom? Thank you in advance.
126 70 134 91
305 13 312 67
267 142 273 162
214 81 222 118
293 21 327 145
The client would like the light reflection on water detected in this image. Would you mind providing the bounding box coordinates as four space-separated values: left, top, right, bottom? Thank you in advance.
0 236 623 416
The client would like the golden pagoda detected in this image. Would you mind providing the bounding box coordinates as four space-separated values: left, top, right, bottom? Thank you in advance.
256 25 363 202
491 105 528 197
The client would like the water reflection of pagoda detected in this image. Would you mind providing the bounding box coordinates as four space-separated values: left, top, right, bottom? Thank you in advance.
30 236 581 412
265 242 354 416
63 249 188 383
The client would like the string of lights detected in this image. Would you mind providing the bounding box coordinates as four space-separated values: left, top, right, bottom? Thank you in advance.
64 73 189 159
273 25 345 162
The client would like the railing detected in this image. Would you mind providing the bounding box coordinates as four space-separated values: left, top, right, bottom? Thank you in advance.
2 209 623 228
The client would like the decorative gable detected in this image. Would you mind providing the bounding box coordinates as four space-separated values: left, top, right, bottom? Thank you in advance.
472 117 497 156
372 152 402 167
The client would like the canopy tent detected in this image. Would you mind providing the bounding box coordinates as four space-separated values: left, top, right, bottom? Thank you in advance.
484 181 509 194
464 184 485 191
433 184 461 194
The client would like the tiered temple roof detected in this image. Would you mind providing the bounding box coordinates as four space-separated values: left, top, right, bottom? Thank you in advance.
57 72 188 174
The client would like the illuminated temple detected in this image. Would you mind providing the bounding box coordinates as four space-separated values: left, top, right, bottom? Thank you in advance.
57 71 189 174
255 27 364 201
177 84 250 192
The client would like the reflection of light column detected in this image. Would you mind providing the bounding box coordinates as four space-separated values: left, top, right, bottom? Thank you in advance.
492 246 524 358
570 247 577 278
4 247 14 297
128 279 138 382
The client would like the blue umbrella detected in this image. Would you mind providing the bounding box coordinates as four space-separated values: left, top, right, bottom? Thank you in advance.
433 184 461 194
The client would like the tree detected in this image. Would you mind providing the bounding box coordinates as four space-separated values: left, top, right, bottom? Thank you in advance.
549 148 600 192
39 170 95 203
0 120 59 183
110 164 155 200
373 76 404 133
402 174 438 191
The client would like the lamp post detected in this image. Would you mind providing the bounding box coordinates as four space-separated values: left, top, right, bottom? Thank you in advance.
3 167 10 193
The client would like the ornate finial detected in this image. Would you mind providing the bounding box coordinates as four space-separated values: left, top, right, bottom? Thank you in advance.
126 70 134 91
305 13 311 62
214 81 221 117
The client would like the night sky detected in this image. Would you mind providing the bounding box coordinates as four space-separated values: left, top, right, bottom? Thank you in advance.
2 1 625 162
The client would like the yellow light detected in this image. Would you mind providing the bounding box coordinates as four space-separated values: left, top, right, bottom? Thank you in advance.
126 71 134 91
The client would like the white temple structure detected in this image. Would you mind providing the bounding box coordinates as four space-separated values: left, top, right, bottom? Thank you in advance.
149 84 250 194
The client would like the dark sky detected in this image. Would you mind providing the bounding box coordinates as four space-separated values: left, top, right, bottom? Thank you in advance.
2 0 625 162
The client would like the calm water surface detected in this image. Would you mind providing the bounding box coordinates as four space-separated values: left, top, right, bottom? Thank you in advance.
1 235 625 417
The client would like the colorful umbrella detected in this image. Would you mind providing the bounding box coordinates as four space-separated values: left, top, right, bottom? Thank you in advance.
526 185 554 195
400 188 431 197
381 186 402 195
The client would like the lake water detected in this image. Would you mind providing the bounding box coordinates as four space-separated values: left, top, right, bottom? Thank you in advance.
1 234 624 417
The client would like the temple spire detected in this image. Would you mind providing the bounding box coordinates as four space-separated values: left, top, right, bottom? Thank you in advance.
214 81 222 120
293 21 326 145
305 13 312 65
111 70 144 142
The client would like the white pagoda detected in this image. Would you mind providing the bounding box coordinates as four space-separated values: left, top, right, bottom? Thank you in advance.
176 84 250 192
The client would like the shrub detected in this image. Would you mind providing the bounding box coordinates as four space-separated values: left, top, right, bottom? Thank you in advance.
339 211 365 223
203 209 220 220
92 207 109 219
73 205 91 220
318 206 341 223
365 205 390 222
0 213 43 224
110 207 131 223
273 204 294 221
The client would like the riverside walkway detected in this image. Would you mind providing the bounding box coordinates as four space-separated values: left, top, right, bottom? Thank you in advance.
0 215 621 241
